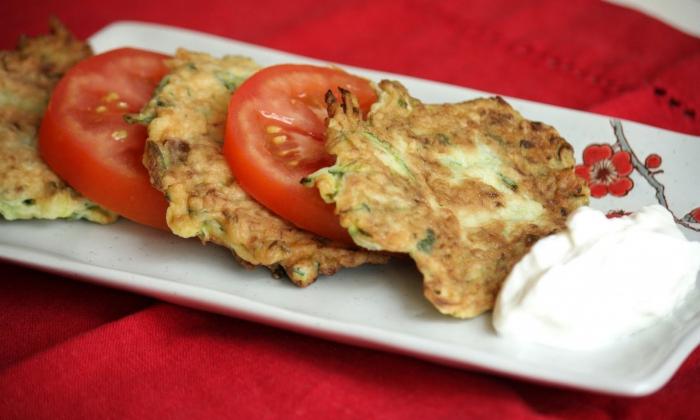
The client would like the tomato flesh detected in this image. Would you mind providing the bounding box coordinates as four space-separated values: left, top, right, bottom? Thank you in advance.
39 48 169 229
224 64 376 243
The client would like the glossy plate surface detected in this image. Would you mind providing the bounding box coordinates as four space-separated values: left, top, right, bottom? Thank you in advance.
2 22 699 396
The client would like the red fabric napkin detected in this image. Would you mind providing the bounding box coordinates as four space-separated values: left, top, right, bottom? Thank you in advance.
2 0 699 418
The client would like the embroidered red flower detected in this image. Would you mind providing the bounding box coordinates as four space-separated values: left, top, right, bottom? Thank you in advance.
575 144 634 198
606 210 633 218
682 207 700 224
645 153 662 170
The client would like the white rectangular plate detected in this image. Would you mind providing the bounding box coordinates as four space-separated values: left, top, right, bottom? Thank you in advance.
2 22 699 396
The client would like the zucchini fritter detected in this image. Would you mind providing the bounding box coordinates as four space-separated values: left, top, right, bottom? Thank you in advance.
0 18 117 223
136 50 387 286
307 81 589 317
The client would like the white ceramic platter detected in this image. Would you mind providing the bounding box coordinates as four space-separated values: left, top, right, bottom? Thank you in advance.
2 22 699 396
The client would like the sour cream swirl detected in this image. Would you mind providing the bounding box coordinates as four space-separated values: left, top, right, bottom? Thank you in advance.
493 205 700 350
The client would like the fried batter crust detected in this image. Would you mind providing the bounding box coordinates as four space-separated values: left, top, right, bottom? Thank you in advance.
308 81 588 317
0 18 117 223
137 50 387 286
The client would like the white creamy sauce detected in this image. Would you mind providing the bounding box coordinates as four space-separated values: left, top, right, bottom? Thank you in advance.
492 205 700 350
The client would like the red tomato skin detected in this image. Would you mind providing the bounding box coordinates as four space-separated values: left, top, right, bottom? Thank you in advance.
225 119 347 242
40 107 168 229
224 64 376 243
39 48 169 230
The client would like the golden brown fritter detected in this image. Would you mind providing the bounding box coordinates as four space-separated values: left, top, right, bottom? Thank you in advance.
0 18 117 222
306 81 589 317
135 49 387 286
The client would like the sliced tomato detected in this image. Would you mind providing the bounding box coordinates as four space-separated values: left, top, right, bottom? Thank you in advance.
39 48 169 229
224 64 376 242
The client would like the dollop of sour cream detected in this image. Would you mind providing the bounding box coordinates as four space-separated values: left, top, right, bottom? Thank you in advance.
493 204 700 350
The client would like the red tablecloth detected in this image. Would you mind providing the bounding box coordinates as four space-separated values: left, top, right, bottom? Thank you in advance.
2 0 699 418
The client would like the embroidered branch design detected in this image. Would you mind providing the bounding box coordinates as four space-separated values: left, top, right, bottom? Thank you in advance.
609 119 699 232
576 120 699 232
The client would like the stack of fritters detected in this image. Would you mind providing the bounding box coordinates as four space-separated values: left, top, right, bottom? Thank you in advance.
1 21 587 311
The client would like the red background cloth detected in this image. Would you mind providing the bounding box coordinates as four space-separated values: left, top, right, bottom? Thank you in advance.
2 0 699 418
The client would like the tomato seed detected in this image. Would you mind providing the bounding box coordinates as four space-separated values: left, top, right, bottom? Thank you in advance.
95 105 107 113
103 91 120 102
111 130 127 141
117 101 128 109
273 135 287 144
266 125 282 133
